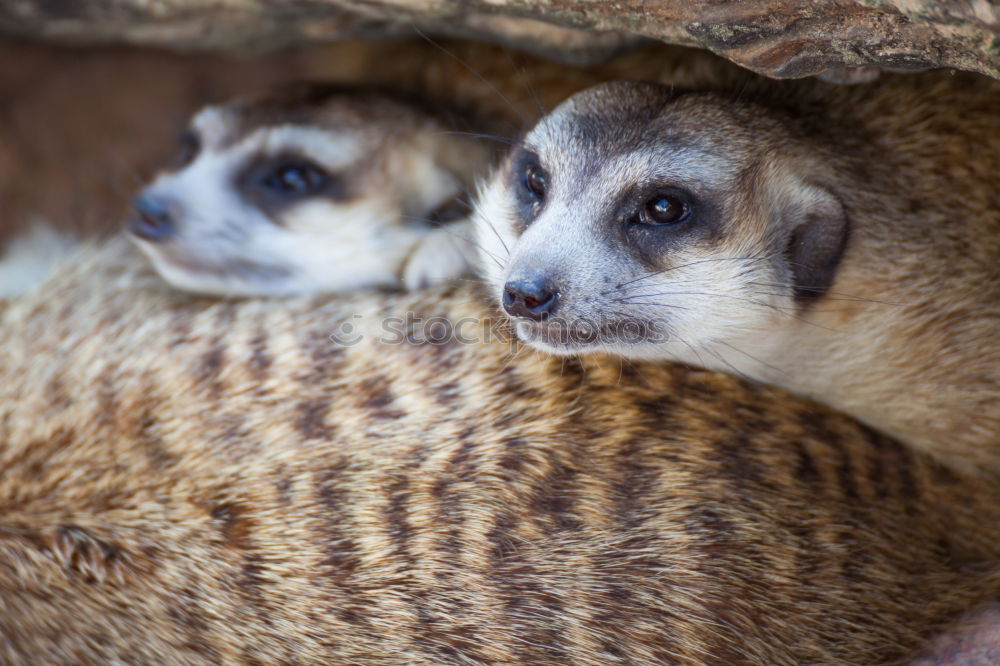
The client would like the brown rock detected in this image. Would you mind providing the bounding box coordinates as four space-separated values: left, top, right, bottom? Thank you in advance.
1 1 999 79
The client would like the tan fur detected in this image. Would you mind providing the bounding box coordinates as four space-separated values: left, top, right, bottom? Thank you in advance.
0 38 736 245
0 39 730 297
32 37 980 472
474 70 1000 474
3 38 999 663
2 240 1000 665
129 85 494 296
756 71 1000 473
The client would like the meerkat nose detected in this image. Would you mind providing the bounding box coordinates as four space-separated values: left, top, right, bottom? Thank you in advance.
502 277 559 321
130 194 177 242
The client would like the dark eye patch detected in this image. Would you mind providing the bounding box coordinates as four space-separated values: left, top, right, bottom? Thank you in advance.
509 148 548 229
237 152 348 221
177 130 200 168
617 182 721 269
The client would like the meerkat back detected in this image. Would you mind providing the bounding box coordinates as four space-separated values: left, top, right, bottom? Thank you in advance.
2 241 1000 664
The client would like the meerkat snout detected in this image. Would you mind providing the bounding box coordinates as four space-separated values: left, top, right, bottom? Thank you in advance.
130 192 183 242
501 275 559 320
476 77 1000 473
477 81 849 359
128 84 494 297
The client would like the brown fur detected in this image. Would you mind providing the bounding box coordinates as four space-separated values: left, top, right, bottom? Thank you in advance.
744 71 1000 472
1 240 1000 664
735 71 1000 472
5 39 994 469
3 38 999 663
0 38 731 244
475 68 1000 473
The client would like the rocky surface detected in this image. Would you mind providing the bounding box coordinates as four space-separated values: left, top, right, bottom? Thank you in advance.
1 1 999 80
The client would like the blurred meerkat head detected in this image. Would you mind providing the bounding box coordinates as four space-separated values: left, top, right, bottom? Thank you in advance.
128 84 491 296
475 81 848 362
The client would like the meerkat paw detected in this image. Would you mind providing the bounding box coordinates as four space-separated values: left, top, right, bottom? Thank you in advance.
402 223 476 291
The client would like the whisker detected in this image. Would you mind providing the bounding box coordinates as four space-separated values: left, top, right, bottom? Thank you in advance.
618 290 841 332
474 210 512 259
413 28 528 124
616 290 740 300
612 301 691 310
733 296 841 332
400 214 503 261
614 280 719 299
616 256 768 289
676 336 709 370
565 361 590 411
749 291 886 312
433 130 517 146
501 46 547 119
621 357 655 388
715 340 788 378
607 277 713 297
748 282 903 306
703 345 756 384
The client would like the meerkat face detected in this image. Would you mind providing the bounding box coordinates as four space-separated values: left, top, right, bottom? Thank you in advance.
476 81 848 365
129 86 484 296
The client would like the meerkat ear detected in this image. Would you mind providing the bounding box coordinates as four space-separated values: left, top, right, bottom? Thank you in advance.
780 184 849 301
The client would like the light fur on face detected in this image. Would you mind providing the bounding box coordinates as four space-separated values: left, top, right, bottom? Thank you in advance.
129 86 493 297
475 79 1000 474
476 83 836 362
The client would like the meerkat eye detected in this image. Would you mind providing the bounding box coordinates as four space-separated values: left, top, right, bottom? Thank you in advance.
240 155 346 207
261 161 330 196
638 194 690 226
523 163 547 200
177 130 200 167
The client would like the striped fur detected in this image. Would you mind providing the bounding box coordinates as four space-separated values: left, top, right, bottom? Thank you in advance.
1 241 999 664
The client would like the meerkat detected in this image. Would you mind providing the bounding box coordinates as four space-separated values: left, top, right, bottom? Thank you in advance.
1 240 1000 664
473 74 1000 474
127 83 493 296
0 40 762 300
117 42 770 299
